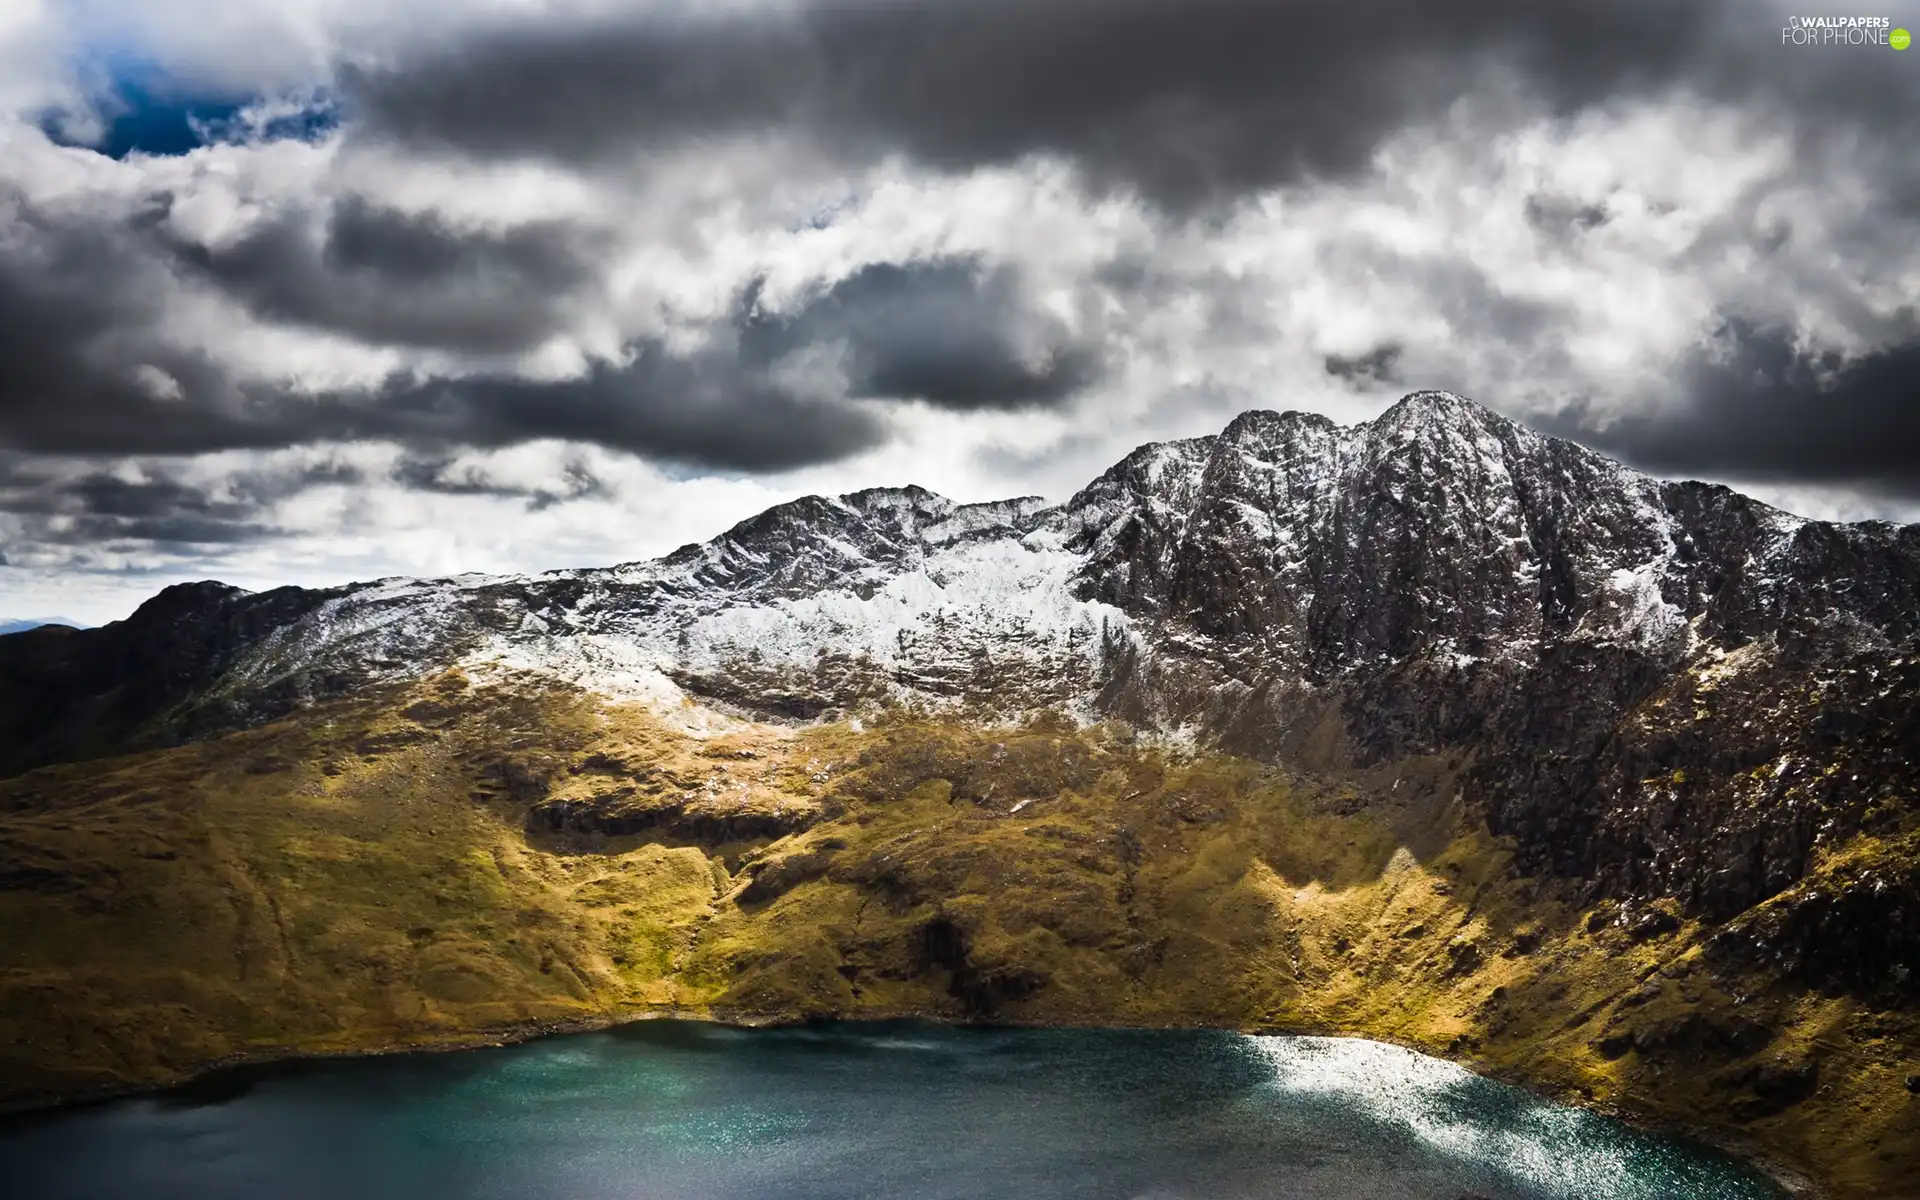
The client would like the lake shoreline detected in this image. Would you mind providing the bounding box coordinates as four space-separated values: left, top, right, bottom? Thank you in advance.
0 1005 1820 1199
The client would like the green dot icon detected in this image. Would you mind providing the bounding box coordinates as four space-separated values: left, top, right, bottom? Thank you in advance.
1894 27 1912 50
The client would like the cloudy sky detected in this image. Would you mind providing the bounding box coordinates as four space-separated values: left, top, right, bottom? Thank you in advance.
2 0 1917 624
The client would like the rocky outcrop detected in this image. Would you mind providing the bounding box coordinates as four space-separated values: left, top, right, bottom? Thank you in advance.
913 914 1048 1018
1709 838 1920 1001
527 791 818 848
1063 395 1918 936
735 841 844 906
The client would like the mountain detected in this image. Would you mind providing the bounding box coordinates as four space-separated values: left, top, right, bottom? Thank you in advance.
10 392 1915 923
2 392 1915 1197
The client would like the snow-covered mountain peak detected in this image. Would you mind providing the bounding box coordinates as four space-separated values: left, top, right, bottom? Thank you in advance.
84 391 1903 767
1375 387 1493 424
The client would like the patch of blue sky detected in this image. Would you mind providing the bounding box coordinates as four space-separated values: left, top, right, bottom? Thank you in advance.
38 69 340 159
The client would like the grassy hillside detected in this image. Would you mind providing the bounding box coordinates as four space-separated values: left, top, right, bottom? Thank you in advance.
0 672 1912 1198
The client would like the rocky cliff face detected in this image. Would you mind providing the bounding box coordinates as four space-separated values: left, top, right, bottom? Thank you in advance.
0 581 342 777
4 391 1916 974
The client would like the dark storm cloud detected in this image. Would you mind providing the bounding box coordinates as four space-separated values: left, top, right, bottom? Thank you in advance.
0 192 890 470
0 457 359 550
0 184 1089 474
159 195 599 353
1544 320 1920 499
357 344 885 471
1324 345 1404 388
1523 194 1612 238
0 190 262 456
391 455 612 512
340 0 1916 210
0 289 885 470
739 260 1101 410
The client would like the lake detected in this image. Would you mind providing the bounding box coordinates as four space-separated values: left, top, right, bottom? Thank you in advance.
0 1021 1785 1199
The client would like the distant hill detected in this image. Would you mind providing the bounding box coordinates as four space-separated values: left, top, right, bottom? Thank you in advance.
0 617 87 636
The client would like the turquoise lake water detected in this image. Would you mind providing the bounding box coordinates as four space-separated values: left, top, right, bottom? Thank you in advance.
0 1021 1785 1199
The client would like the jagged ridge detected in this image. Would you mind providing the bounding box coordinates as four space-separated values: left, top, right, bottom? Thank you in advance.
4 391 1917 970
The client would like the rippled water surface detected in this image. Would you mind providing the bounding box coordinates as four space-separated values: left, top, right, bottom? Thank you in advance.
0 1022 1784 1199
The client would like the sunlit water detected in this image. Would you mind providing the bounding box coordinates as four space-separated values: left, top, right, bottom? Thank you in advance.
0 1022 1784 1199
